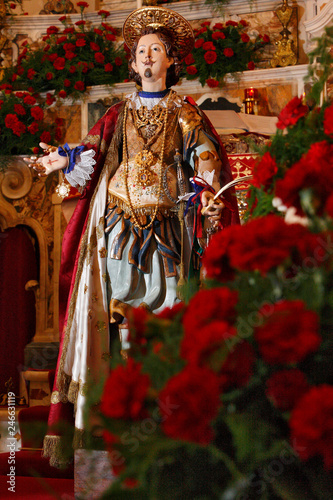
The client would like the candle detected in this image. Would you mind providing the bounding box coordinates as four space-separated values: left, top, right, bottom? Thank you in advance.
245 87 258 99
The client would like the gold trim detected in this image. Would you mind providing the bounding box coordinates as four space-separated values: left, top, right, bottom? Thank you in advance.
43 435 72 469
51 391 68 404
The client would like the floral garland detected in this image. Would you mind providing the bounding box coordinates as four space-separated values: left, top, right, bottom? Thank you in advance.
0 3 128 101
182 20 270 88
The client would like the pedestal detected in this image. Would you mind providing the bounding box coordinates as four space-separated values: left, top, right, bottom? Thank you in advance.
74 449 114 499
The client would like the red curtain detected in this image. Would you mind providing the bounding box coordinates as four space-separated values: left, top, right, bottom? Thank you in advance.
0 226 37 395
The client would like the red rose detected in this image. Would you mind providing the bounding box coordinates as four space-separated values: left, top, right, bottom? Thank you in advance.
64 79 71 87
105 34 116 42
115 57 123 66
14 104 26 116
219 341 255 391
252 151 278 189
254 300 320 365
181 319 237 367
275 141 333 215
76 38 86 47
23 95 36 105
65 51 76 60
323 103 333 136
290 385 333 469
241 33 250 43
46 72 54 80
28 122 39 134
46 26 59 35
53 57 66 70
247 61 255 70
212 32 226 40
202 41 216 51
206 78 219 88
186 65 197 75
74 81 85 91
266 369 309 411
27 69 36 79
58 90 67 98
223 48 234 57
90 42 100 52
94 52 105 64
213 23 224 30
276 96 308 129
159 365 220 444
182 287 238 334
101 358 150 420
31 106 44 121
194 38 204 49
204 50 217 64
184 53 195 65
104 63 113 72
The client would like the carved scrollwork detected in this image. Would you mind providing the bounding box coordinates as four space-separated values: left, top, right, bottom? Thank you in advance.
1 157 33 199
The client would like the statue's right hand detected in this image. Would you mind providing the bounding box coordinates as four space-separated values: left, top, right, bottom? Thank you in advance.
24 142 69 177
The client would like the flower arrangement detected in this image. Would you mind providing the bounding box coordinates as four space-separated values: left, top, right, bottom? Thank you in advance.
0 2 128 101
0 89 59 156
82 28 333 499
182 20 270 88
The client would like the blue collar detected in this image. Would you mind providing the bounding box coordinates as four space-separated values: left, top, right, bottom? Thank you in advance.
138 89 170 99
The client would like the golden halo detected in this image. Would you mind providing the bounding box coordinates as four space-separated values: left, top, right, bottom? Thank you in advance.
123 7 194 60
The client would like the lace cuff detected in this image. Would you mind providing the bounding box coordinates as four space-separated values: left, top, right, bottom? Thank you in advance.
64 149 96 188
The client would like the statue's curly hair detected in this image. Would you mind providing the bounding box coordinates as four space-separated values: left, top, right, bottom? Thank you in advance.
128 26 182 88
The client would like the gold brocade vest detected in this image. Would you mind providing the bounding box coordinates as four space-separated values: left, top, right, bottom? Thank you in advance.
107 96 203 215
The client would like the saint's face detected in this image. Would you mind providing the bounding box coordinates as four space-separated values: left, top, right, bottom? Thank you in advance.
131 33 173 89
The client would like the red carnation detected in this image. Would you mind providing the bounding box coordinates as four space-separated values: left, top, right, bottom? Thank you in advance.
184 53 195 65
17 66 24 76
48 53 58 62
241 33 250 43
240 19 248 26
55 127 62 141
75 20 86 26
248 61 255 70
252 151 278 189
204 50 217 64
226 20 238 27
94 28 103 35
105 34 116 42
255 300 321 365
182 287 238 335
23 95 36 105
156 302 185 320
14 104 26 116
223 48 234 57
90 42 100 52
65 51 76 60
115 57 123 66
202 41 216 51
64 79 71 87
290 385 333 469
323 103 333 136
186 65 197 75
100 358 150 420
181 319 237 367
213 23 224 30
64 27 75 34
201 21 211 27
69 65 76 73
206 78 219 88
98 9 110 17
194 38 204 49
28 122 39 134
58 90 67 98
76 39 86 47
94 52 105 64
11 74 17 82
212 32 226 40
219 341 255 391
57 36 67 45
58 15 67 22
266 369 309 411
276 96 308 129
31 106 44 121
74 81 85 91
159 365 220 444
46 72 54 80
262 34 270 43
127 306 149 346
53 57 66 70
104 63 113 72
275 141 333 215
46 26 59 35
27 69 36 79
77 1 89 8
325 193 333 217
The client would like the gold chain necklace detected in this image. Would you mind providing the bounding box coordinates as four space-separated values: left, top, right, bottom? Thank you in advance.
123 90 173 230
